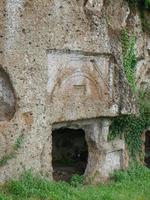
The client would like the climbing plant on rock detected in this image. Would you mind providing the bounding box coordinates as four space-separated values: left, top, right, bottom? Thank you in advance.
109 30 150 160
121 30 136 91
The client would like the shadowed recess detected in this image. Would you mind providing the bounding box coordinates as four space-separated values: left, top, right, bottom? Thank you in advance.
52 128 88 182
0 67 16 121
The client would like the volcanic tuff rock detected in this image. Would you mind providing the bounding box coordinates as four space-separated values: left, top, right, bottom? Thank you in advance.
0 0 148 183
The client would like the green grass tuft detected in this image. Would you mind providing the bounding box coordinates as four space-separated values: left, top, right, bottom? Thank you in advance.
0 165 150 200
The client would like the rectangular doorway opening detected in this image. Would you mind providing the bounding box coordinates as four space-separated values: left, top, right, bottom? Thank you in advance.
52 127 88 182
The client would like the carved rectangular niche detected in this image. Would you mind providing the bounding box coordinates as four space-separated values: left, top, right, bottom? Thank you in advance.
47 49 117 122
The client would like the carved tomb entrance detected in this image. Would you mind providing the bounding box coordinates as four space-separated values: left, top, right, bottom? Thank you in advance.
51 119 125 183
52 127 88 181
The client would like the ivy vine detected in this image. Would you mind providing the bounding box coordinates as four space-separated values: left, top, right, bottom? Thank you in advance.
109 30 150 159
121 30 137 91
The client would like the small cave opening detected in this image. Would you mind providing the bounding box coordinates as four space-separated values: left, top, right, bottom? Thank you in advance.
145 130 150 168
52 127 88 182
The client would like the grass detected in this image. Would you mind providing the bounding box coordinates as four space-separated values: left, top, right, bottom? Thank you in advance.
0 164 150 200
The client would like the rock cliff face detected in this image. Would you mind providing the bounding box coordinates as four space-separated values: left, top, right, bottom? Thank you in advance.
0 0 148 183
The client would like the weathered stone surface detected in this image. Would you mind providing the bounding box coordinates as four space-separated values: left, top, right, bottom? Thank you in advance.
83 119 126 183
85 0 104 15
136 59 150 89
127 11 145 59
0 0 143 184
106 0 130 30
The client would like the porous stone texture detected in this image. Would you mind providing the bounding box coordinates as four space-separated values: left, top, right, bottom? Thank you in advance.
136 59 150 90
0 0 146 184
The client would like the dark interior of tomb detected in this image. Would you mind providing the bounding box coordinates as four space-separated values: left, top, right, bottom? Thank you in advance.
145 131 150 168
52 128 88 182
